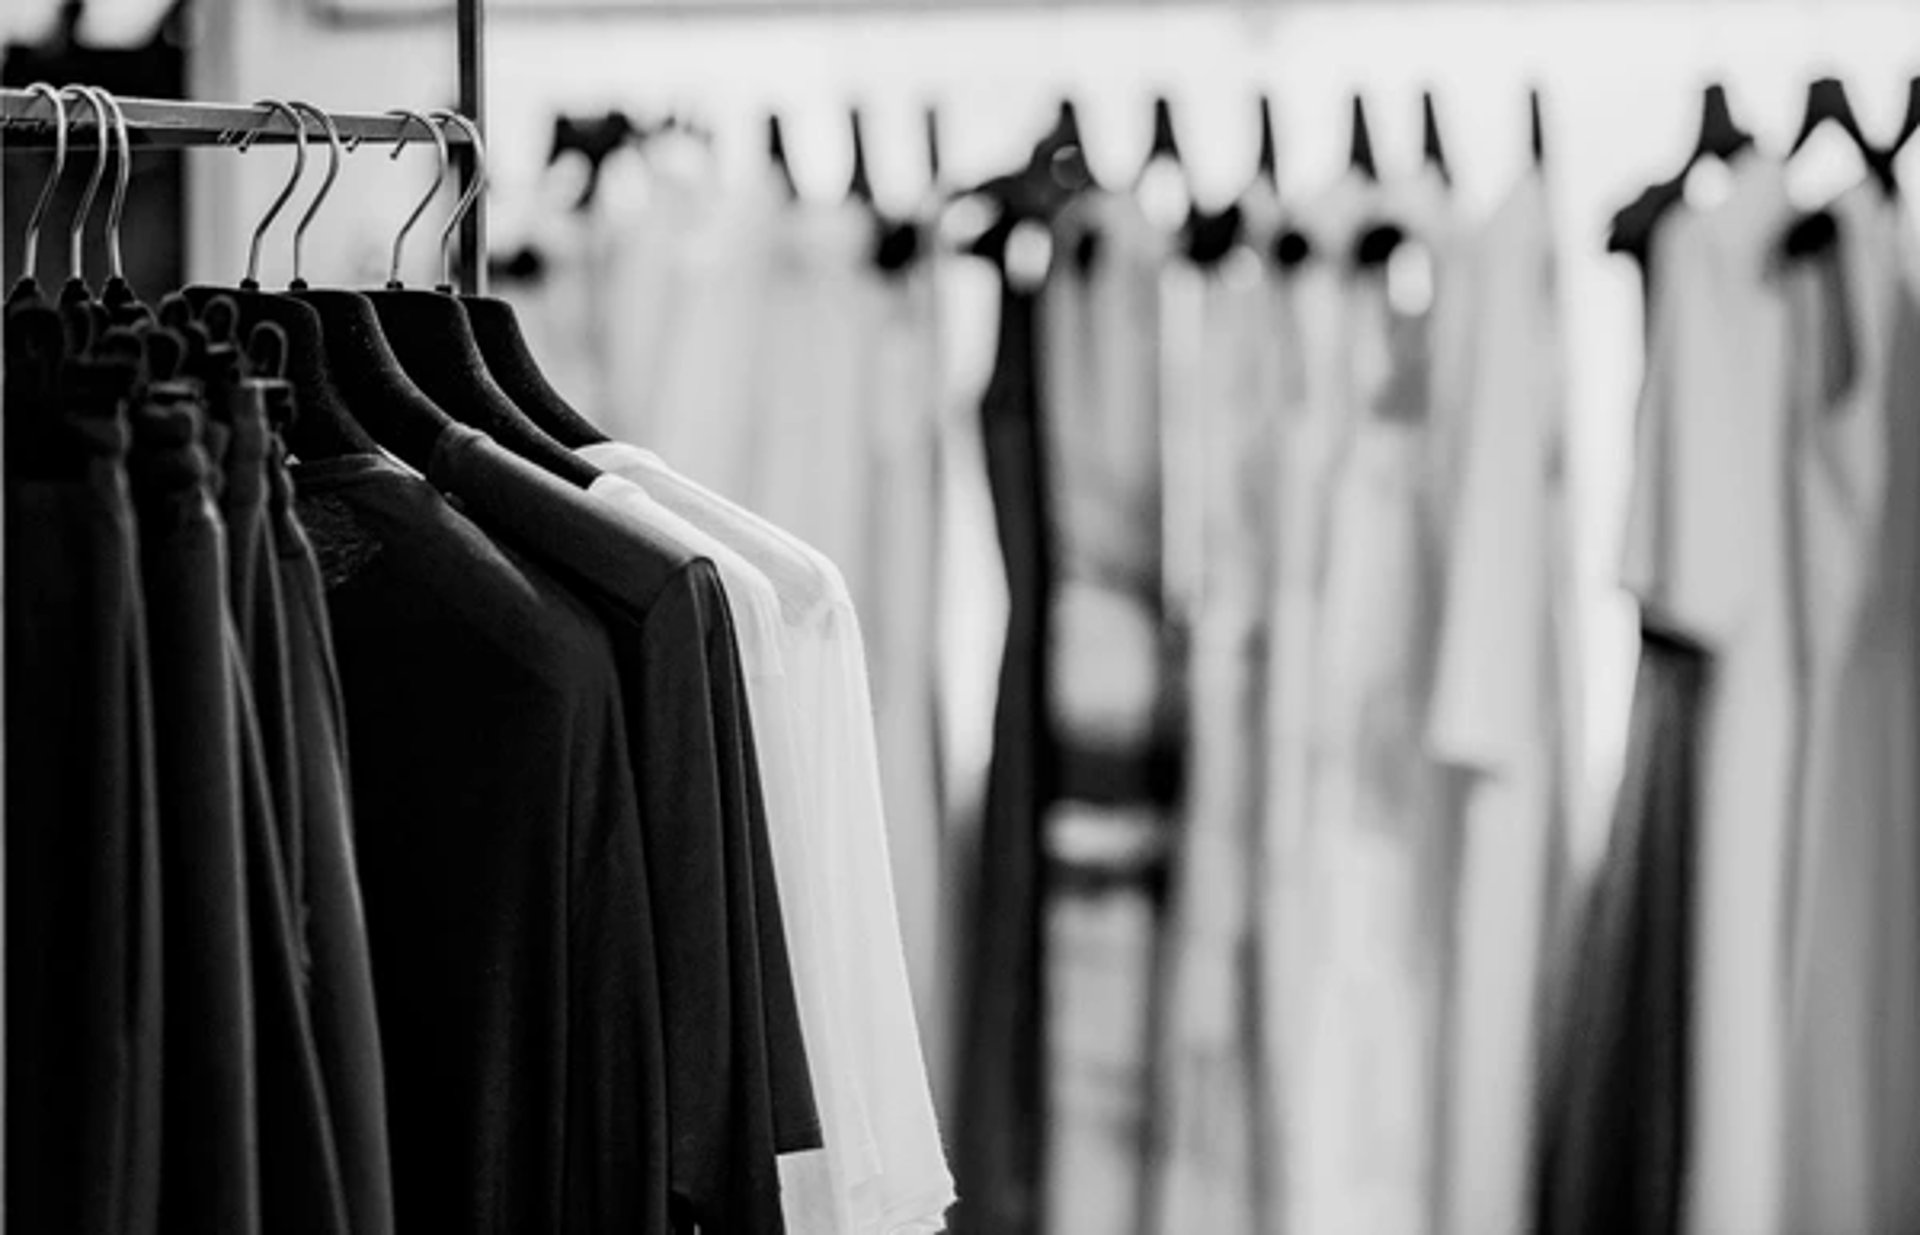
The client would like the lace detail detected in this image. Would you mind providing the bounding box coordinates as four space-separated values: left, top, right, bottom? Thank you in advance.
296 491 385 591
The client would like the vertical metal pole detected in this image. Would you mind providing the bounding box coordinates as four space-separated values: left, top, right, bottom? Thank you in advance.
456 0 486 294
1 102 10 1235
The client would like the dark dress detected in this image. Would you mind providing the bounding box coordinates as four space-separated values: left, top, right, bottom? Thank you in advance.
1533 620 1706 1235
5 306 165 1235
952 262 1054 1235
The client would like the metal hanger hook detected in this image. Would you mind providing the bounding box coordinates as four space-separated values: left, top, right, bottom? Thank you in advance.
429 110 486 292
59 84 110 282
240 99 309 289
287 101 343 289
99 90 132 282
16 83 68 285
384 109 449 288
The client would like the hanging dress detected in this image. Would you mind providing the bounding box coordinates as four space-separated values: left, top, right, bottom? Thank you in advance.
1616 153 1797 1235
1149 185 1284 1235
1781 182 1920 1235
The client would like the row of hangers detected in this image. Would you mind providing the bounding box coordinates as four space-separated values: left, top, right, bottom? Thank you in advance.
7 82 622 493
539 103 934 273
534 88 1531 281
1611 76 1920 265
959 88 1545 276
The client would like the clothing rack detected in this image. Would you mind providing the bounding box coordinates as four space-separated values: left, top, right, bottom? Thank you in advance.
0 4 487 1227
0 91 488 292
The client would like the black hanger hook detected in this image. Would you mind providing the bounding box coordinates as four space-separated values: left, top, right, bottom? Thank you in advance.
1421 89 1450 185
848 106 874 204
768 113 799 201
1529 86 1546 167
924 104 942 185
1349 93 1377 181
1256 94 1279 188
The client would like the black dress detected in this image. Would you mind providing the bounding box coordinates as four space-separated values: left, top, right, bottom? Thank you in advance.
1533 620 1706 1235
951 258 1054 1235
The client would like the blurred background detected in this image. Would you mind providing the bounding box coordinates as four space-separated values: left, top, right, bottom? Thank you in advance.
11 0 1920 1231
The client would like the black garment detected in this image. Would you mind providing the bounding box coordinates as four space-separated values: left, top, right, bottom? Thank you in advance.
951 280 1053 1235
1533 620 1707 1235
270 419 397 1235
231 608 353 1235
5 309 164 1235
127 395 263 1235
206 379 353 1235
292 454 667 1235
423 423 819 1235
218 379 303 898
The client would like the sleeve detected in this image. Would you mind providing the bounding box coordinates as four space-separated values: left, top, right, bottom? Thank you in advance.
822 605 956 1228
646 565 819 1235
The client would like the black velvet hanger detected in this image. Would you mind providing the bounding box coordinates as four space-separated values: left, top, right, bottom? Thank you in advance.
957 98 1093 267
768 113 800 201
284 287 455 471
1183 202 1245 267
1790 76 1862 155
1256 94 1279 190
1693 82 1755 164
848 107 875 205
1349 94 1379 182
1788 76 1893 191
1607 82 1755 267
1422 91 1451 186
102 274 150 327
1530 87 1546 168
1055 99 1091 185
1139 95 1185 184
1894 76 1920 157
180 286 377 460
4 302 68 426
1353 222 1408 270
1274 226 1313 270
364 287 603 487
463 293 609 448
173 292 244 393
839 107 922 274
925 105 943 184
1778 76 1896 259
548 110 638 212
246 322 301 448
1353 93 1403 270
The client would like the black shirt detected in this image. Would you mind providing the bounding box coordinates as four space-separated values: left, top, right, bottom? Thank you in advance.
5 314 165 1235
425 423 820 1235
128 395 263 1235
270 422 398 1235
293 453 668 1235
212 379 353 1235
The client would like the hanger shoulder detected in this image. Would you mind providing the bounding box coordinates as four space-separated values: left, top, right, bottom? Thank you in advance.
1349 94 1378 181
